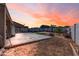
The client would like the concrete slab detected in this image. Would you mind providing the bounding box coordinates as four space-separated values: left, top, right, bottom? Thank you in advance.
5 33 51 48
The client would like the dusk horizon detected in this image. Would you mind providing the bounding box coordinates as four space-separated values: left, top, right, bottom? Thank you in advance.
6 3 79 28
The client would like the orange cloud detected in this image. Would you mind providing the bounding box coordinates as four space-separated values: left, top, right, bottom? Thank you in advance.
6 3 79 27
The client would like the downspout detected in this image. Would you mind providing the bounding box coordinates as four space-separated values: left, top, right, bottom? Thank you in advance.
74 24 76 43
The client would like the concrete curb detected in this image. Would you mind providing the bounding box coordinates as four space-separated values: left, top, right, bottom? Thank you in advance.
69 43 78 56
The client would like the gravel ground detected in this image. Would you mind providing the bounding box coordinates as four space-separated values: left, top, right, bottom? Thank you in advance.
3 35 75 56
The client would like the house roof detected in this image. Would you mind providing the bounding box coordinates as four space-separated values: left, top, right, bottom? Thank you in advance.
13 21 28 28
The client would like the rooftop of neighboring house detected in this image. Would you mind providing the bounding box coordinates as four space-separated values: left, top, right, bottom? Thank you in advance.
13 21 28 28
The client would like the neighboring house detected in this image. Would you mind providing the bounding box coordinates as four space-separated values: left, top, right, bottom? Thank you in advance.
39 27 50 32
40 25 56 32
13 21 28 33
63 26 71 38
62 26 70 33
50 25 57 32
40 25 50 32
28 25 57 32
29 27 40 32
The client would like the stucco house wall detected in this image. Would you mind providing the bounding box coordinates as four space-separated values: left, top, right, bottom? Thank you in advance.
71 23 79 45
0 4 15 48
0 4 6 48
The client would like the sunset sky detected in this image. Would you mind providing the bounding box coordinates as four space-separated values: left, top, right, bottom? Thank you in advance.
6 3 79 28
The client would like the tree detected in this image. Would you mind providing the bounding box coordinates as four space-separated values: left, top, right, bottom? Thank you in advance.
63 26 70 28
40 25 50 28
54 26 63 33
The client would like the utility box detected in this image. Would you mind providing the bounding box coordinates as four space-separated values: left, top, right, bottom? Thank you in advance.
71 23 79 45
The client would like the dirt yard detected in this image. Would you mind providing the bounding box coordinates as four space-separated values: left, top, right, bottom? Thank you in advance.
3 34 76 56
